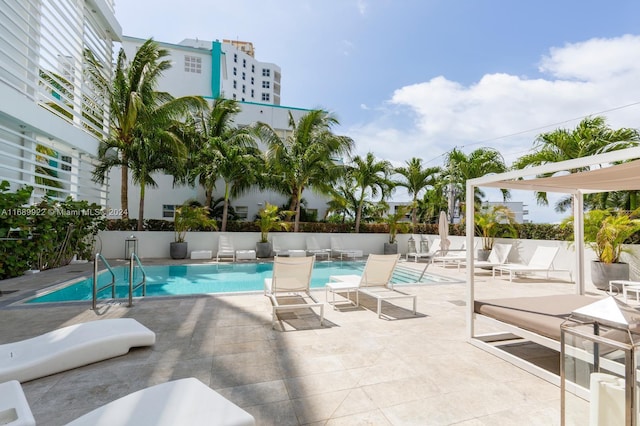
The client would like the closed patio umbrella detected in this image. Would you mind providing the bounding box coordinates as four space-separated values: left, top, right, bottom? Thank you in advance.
439 211 451 252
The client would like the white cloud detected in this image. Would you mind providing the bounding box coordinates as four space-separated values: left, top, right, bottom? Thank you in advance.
357 0 367 15
346 34 640 222
350 35 640 165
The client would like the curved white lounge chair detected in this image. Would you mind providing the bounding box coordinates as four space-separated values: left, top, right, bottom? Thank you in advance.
2 378 255 426
0 318 155 383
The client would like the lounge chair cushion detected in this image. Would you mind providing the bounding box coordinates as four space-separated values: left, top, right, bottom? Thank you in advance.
66 378 255 426
0 318 155 383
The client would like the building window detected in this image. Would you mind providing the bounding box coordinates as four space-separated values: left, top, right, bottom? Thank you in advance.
251 64 255 73
233 80 237 89
251 89 254 98
233 67 237 76
261 93 270 101
242 85 245 93
243 58 246 67
232 94 237 99
251 77 254 85
235 206 248 219
184 55 202 73
233 53 237 63
60 155 72 172
262 81 270 89
162 204 176 218
262 68 270 77
242 72 246 80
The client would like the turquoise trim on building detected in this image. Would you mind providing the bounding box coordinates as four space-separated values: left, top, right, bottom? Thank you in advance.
211 41 221 99
238 100 311 112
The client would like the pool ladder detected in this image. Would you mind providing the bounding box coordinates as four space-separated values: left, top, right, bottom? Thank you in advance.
92 253 147 309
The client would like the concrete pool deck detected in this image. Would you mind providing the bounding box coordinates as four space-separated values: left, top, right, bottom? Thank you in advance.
0 258 592 425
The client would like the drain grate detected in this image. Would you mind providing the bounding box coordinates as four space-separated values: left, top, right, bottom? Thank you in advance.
0 289 19 295
448 299 466 306
67 270 85 273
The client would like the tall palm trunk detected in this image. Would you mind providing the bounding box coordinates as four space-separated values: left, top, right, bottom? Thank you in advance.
121 164 129 219
354 200 364 233
137 176 145 231
205 185 213 211
221 183 230 231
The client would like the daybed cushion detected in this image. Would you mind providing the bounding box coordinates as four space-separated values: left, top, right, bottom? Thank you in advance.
66 378 255 426
0 318 156 383
474 294 601 341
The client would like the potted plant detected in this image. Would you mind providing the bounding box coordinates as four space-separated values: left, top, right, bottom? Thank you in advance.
171 203 217 259
384 205 411 254
564 209 640 291
474 205 518 261
255 203 291 258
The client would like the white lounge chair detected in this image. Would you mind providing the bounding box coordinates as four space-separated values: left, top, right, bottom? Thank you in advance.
272 236 305 258
432 240 476 268
327 254 417 318
3 377 255 426
492 246 562 282
462 243 512 271
0 318 155 383
305 236 331 260
406 237 441 263
330 236 362 260
216 235 236 262
264 256 324 329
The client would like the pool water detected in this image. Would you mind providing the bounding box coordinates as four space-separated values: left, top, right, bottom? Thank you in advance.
26 261 458 304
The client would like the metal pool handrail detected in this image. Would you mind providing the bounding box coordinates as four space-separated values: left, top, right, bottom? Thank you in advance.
128 253 147 307
92 253 115 310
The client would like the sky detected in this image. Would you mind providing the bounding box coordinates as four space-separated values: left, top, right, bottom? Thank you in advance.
114 0 640 223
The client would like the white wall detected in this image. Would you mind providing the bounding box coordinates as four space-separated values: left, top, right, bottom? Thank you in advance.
96 231 640 291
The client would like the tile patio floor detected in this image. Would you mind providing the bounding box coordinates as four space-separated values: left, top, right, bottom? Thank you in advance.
0 258 595 425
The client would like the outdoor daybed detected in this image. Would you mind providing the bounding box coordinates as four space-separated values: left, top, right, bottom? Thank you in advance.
474 294 601 342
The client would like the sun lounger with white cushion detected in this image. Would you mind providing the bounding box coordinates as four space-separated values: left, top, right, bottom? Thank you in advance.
2 377 255 426
0 318 155 383
492 246 566 281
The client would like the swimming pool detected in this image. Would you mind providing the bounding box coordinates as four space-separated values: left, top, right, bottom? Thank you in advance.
26 261 460 304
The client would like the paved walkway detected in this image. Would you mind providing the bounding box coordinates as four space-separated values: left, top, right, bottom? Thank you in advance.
0 258 592 425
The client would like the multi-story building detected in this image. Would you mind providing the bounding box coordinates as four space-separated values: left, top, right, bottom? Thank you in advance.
121 36 281 106
106 36 330 222
0 0 120 206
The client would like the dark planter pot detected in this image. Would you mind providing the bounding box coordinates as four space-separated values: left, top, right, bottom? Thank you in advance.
477 249 491 262
383 242 398 255
170 241 188 259
256 241 272 258
591 261 629 291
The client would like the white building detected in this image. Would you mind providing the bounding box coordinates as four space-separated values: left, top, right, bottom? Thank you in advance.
483 201 529 223
121 36 281 105
0 0 119 206
106 36 332 222
105 101 334 222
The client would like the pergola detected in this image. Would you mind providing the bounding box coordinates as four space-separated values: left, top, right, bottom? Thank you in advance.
464 145 640 338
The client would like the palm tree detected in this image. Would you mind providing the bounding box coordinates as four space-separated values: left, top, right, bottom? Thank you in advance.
256 109 354 232
213 136 262 232
394 158 441 227
513 116 639 212
442 147 510 216
92 38 172 219
187 98 254 209
349 152 394 233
